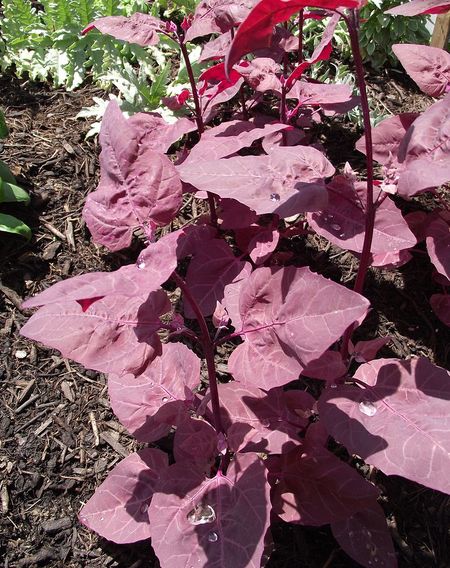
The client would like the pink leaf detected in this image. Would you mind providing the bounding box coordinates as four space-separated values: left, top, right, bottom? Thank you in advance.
83 13 163 46
82 102 183 251
186 0 258 42
430 294 450 326
274 441 379 525
319 357 450 493
225 0 358 73
179 146 333 218
174 416 218 466
236 58 282 92
356 113 418 166
222 261 253 330
247 225 280 265
386 0 450 16
21 291 170 376
128 112 196 153
216 383 314 453
351 337 392 363
199 32 232 62
108 343 201 441
307 176 416 254
301 350 347 382
79 448 168 543
396 94 450 197
148 454 271 568
369 249 412 269
229 266 370 388
426 216 450 279
393 44 450 97
181 119 289 166
286 81 353 105
331 503 398 568
184 239 252 318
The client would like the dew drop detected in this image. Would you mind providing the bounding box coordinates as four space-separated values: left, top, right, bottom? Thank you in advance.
359 400 377 417
100 516 104 522
137 259 146 269
330 383 338 389
270 192 280 202
161 396 169 403
140 503 149 514
208 531 218 543
261 419 270 428
331 223 341 231
187 504 216 525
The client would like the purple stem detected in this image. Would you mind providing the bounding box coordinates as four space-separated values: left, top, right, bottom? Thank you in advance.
340 9 376 359
178 35 218 226
172 272 224 435
298 9 304 63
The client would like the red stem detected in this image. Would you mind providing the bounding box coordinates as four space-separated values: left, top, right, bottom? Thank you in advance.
298 9 304 63
178 36 218 226
172 272 224 435
340 9 376 359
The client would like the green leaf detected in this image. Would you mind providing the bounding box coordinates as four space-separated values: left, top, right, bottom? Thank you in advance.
0 181 30 204
0 161 16 184
0 213 31 239
0 110 8 139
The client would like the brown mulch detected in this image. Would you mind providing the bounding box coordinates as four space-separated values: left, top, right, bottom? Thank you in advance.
0 72 449 568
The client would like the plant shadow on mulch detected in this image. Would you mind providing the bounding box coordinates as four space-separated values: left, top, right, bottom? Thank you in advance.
0 72 449 568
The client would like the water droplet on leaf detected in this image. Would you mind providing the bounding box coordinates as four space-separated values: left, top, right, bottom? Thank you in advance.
137 259 146 269
161 396 169 403
270 192 280 202
331 223 341 231
359 400 377 416
187 504 216 525
261 419 270 428
208 531 218 542
140 503 149 514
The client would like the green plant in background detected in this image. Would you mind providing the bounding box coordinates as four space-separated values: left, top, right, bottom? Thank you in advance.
359 0 430 69
0 0 177 90
0 109 31 240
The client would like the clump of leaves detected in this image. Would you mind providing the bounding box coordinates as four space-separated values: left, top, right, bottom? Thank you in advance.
0 109 31 239
21 1 450 567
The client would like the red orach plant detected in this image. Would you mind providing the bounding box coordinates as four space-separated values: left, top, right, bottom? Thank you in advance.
21 1 450 567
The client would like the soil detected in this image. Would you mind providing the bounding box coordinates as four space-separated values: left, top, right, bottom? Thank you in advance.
0 70 449 568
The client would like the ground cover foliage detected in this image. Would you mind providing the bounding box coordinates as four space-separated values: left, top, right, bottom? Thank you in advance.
10 1 450 567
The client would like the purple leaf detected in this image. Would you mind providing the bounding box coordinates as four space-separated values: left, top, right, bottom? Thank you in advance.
430 294 450 326
180 146 333 218
331 503 398 568
83 13 163 47
82 101 182 251
229 266 370 388
222 261 253 330
351 337 392 363
128 112 196 153
274 441 379 525
307 176 416 254
199 32 233 62
216 383 314 453
108 343 201 441
369 249 413 269
236 58 282 92
181 119 289 166
186 0 258 42
319 357 450 493
425 216 450 279
356 113 418 166
174 416 218 466
386 0 450 16
287 81 353 105
392 44 450 97
184 238 252 318
148 454 271 568
219 198 258 230
301 350 347 382
79 448 168 543
21 291 170 376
